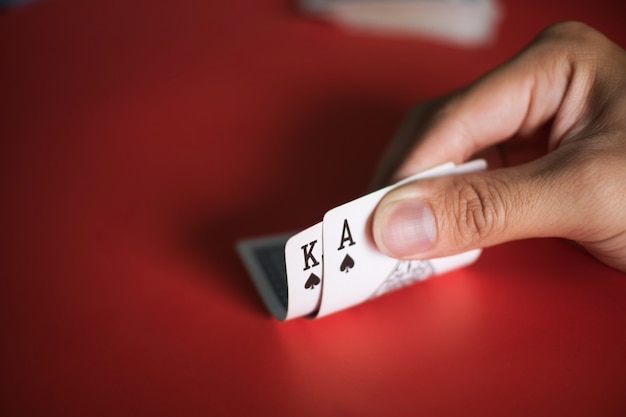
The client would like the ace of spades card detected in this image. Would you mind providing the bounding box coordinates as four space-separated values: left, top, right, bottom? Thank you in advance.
317 159 485 317
318 186 481 317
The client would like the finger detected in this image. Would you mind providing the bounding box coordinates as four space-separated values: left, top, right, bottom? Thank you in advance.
372 151 613 260
392 23 596 180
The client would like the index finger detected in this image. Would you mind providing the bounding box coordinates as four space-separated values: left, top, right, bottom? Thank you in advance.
393 22 596 180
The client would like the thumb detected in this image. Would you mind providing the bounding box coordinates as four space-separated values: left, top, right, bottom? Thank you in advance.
371 161 582 260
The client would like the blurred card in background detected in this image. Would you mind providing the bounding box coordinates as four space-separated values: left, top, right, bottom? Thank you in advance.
299 0 502 46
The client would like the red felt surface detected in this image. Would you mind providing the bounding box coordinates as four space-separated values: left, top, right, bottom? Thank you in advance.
1 1 626 416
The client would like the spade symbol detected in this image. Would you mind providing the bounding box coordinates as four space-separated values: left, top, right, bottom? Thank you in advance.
304 273 321 290
340 254 355 273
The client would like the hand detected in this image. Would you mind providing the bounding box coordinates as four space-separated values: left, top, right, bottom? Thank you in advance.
371 21 626 272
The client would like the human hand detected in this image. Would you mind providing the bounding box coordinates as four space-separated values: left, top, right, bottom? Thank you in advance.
371 22 626 272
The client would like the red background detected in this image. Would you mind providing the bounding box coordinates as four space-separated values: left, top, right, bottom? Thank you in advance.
1 1 625 416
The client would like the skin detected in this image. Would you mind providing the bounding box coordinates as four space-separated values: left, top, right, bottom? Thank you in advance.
371 21 626 272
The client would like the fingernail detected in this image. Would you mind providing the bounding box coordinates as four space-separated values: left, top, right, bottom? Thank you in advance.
378 198 436 258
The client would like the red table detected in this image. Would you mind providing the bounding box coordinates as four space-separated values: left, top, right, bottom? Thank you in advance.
2 1 625 415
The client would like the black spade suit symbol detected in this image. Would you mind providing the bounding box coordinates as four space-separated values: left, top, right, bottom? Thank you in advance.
304 273 321 290
340 254 355 272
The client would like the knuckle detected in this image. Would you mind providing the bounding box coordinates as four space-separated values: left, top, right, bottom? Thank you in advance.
442 177 508 248
538 21 601 45
532 21 614 66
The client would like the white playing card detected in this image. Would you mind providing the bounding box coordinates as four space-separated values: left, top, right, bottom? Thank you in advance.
317 159 486 317
299 0 501 46
284 222 324 319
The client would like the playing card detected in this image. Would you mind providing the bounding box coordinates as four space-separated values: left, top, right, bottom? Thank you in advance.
317 160 486 317
299 0 502 46
236 234 292 320
284 222 324 319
